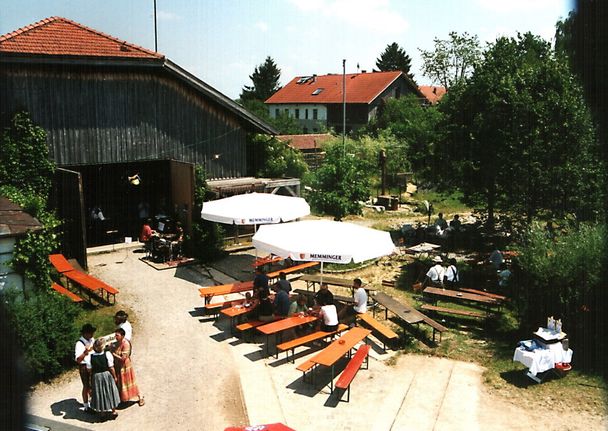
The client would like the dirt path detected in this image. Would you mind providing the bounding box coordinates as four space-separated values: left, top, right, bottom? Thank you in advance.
27 250 247 431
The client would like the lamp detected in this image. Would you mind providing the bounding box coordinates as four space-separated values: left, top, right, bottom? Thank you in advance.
128 174 141 186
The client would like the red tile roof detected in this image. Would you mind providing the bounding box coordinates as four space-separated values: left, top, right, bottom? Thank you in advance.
276 134 333 151
0 16 163 60
266 71 404 105
418 85 446 104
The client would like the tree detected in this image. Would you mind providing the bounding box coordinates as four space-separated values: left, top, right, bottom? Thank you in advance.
308 138 372 220
376 42 415 80
419 31 482 90
240 95 301 135
433 33 602 224
247 134 308 180
240 56 282 102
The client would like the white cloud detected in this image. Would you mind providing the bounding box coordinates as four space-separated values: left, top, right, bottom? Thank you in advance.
255 21 269 32
157 10 181 21
289 0 408 35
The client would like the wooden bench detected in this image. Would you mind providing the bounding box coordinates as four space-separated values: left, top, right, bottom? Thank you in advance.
51 282 83 303
420 315 448 343
293 288 355 306
335 344 371 402
277 323 348 362
235 319 276 341
198 281 253 304
356 313 398 351
204 299 247 318
421 304 486 319
459 288 508 302
382 279 396 288
296 359 316 383
266 261 320 282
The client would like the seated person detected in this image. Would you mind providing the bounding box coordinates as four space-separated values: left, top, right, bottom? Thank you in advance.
434 212 448 232
139 218 156 243
288 294 309 316
443 258 459 289
273 272 292 293
338 278 367 323
253 267 269 294
488 249 504 271
497 263 512 290
315 297 339 332
449 214 462 232
170 222 184 259
272 284 291 317
313 283 334 307
256 290 274 322
421 256 445 288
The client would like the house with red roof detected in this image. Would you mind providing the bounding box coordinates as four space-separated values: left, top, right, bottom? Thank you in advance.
265 71 423 133
418 85 447 105
0 17 278 259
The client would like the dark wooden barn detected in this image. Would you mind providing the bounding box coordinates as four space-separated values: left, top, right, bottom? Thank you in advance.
0 17 276 266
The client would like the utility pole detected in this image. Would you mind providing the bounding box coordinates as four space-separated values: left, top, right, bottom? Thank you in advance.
154 0 158 52
342 59 346 156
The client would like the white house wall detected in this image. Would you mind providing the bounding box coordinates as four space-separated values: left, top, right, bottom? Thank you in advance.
0 237 23 291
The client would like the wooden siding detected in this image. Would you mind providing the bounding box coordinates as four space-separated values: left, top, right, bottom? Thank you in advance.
0 64 247 179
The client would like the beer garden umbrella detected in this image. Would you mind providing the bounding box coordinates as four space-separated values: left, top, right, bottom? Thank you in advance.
252 220 395 282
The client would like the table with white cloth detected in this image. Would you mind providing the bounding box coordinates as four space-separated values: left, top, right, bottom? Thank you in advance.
513 328 573 383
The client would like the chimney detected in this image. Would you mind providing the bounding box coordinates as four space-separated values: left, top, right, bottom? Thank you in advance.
312 74 317 83
433 87 437 94
361 70 367 73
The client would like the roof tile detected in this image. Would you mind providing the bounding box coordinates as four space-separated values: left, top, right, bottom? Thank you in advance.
0 16 163 60
418 85 447 104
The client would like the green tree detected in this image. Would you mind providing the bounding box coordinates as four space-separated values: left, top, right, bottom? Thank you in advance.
240 56 282 102
0 111 55 197
419 31 482 90
308 138 372 220
247 134 308 180
376 42 415 80
240 97 301 135
434 33 602 224
367 95 442 177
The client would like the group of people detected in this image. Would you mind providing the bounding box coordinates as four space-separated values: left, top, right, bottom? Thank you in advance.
75 311 144 420
421 255 460 289
140 218 184 262
251 267 368 334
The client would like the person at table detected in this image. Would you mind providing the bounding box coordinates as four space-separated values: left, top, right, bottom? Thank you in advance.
111 328 145 407
272 284 290 317
86 339 120 418
421 256 445 288
314 283 334 307
273 271 292 293
170 221 184 259
139 218 155 243
315 297 339 332
114 310 133 341
288 294 308 316
488 248 504 271
443 258 459 290
256 290 275 322
434 212 448 233
253 267 269 296
449 214 461 232
74 323 96 412
497 263 512 290
338 278 367 323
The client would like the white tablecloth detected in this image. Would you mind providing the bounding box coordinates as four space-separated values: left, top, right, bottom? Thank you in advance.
513 341 573 376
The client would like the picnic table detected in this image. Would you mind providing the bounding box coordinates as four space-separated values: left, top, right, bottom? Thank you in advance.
308 326 371 393
257 314 318 357
198 281 254 304
372 292 447 343
221 303 257 334
423 286 499 307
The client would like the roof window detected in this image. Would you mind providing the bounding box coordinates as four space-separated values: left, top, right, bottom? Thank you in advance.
311 88 324 95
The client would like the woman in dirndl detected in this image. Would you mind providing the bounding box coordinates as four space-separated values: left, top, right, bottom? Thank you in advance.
87 339 120 418
111 327 145 406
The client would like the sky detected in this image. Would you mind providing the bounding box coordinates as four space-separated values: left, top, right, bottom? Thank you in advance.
1 0 574 99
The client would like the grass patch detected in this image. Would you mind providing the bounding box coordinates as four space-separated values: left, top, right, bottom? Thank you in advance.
75 304 136 338
414 189 469 215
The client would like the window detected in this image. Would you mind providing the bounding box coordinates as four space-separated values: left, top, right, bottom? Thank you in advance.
305 109 309 119
313 109 318 120
284 108 289 116
275 109 279 118
311 88 324 96
295 109 300 119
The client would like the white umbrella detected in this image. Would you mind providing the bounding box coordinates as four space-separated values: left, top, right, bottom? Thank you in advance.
201 192 310 225
252 220 395 281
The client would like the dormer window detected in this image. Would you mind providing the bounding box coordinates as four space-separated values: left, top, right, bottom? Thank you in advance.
311 88 324 95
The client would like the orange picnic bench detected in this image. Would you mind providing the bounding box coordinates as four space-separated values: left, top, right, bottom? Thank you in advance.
51 282 83 303
266 261 320 282
335 344 371 402
49 254 118 304
198 281 254 304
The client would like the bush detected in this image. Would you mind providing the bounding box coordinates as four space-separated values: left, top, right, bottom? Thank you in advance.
2 290 81 381
514 222 607 373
